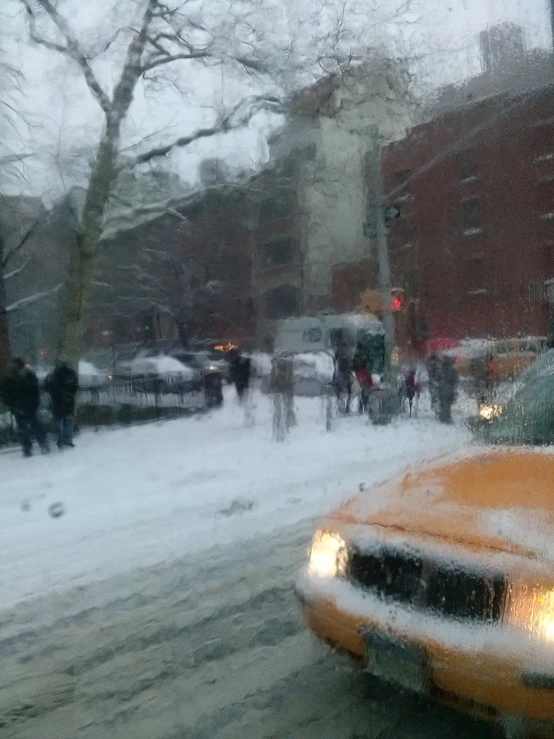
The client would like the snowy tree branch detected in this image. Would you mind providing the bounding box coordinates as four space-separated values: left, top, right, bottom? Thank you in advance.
21 0 112 116
121 95 283 168
6 283 63 313
4 258 30 280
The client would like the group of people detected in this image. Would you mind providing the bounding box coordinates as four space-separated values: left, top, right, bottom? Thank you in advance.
332 342 459 424
0 357 79 457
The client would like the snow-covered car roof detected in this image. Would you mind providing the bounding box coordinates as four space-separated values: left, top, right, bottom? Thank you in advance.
125 355 196 379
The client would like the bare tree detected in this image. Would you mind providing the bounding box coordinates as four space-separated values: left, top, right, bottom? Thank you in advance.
0 17 33 373
17 0 284 364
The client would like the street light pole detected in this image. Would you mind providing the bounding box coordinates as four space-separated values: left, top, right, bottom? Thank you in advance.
368 129 395 381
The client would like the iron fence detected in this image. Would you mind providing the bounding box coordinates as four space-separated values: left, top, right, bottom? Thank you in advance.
0 373 209 448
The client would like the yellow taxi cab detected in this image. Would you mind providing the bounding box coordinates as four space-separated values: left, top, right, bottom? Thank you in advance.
296 449 554 737
444 338 547 381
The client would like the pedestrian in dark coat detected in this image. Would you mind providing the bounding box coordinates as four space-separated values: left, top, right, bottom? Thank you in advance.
228 349 252 403
46 358 78 449
438 355 459 424
0 358 49 457
353 343 372 415
333 343 353 414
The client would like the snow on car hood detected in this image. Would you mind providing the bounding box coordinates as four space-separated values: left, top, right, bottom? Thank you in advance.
331 449 554 559
127 355 196 379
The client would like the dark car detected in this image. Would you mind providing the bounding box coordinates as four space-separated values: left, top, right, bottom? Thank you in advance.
171 351 224 407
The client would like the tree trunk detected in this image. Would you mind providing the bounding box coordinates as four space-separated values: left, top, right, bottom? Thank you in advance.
0 236 12 374
59 122 122 366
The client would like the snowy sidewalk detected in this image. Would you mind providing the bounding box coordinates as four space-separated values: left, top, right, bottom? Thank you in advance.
0 391 470 610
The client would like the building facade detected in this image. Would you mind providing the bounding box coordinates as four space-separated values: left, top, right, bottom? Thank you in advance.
380 83 554 341
262 59 413 320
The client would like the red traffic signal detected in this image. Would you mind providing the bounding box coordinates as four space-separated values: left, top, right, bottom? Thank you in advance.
390 288 405 312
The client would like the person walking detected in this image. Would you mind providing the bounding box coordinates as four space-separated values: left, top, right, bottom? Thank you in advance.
352 343 372 415
437 355 459 424
228 349 252 404
333 342 353 415
46 357 79 449
0 358 49 457
403 365 420 417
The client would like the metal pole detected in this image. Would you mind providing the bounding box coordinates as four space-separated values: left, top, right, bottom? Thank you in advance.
369 130 395 381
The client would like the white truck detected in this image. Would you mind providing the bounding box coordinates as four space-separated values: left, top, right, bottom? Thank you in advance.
269 313 385 397
274 313 384 355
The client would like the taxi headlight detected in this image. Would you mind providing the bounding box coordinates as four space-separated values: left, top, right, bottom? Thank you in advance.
507 585 554 642
308 530 348 578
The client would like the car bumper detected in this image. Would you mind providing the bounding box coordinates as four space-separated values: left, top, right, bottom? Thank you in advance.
295 572 554 725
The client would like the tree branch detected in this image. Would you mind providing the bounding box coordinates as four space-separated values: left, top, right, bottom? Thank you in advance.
4 258 30 280
21 0 112 115
122 95 283 168
6 283 63 313
2 213 43 269
141 50 210 72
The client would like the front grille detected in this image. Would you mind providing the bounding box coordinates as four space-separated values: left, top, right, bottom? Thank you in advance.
350 548 422 607
349 546 507 624
426 563 506 623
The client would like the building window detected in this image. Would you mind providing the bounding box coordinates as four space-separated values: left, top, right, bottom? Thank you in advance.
264 285 301 319
457 150 478 182
462 197 482 235
259 237 295 268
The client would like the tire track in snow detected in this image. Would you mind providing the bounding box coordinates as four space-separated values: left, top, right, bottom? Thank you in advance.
0 522 495 739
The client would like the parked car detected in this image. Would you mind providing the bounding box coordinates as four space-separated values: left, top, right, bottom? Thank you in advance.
296 445 554 733
171 351 225 406
118 356 200 395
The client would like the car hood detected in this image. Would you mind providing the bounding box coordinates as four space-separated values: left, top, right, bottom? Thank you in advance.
332 450 554 559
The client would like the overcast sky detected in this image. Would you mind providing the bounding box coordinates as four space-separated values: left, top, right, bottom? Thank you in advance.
1 0 551 202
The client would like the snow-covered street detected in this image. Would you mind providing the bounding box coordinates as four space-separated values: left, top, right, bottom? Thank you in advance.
0 392 493 739
0 390 471 610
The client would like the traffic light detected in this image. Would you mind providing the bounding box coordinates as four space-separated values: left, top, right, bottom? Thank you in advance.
390 288 405 312
360 288 406 314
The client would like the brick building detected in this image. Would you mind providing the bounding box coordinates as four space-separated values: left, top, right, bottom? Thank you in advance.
380 82 554 342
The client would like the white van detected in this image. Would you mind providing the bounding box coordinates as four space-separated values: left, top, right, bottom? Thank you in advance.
274 313 384 354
